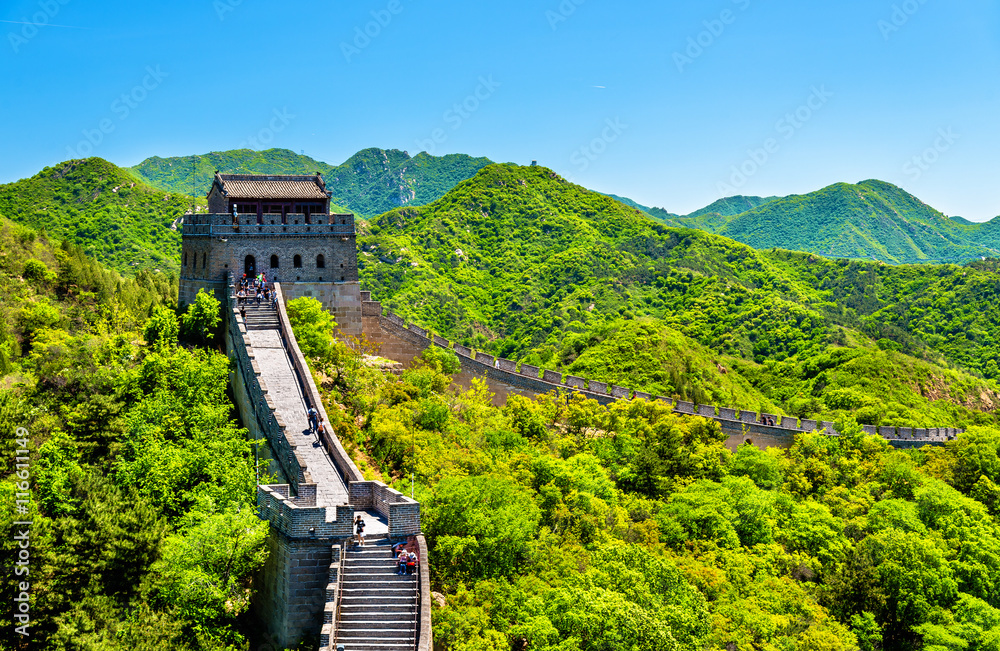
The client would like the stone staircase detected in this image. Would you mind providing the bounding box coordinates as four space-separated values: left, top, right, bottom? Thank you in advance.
333 537 418 651
241 302 280 330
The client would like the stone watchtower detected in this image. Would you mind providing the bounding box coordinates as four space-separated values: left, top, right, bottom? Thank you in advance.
179 173 362 337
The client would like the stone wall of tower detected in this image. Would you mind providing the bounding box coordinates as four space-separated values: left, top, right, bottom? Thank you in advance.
282 281 363 339
178 214 359 315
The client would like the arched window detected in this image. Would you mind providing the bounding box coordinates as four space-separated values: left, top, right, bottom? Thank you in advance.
316 254 325 269
245 255 256 275
183 252 188 267
202 253 207 269
293 255 302 268
270 254 279 269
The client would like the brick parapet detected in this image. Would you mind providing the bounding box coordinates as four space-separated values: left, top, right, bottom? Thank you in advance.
257 484 355 540
370 307 962 449
226 293 304 491
348 481 421 537
416 534 432 651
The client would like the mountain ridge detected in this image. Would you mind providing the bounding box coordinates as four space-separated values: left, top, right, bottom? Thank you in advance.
130 147 494 217
614 181 1000 264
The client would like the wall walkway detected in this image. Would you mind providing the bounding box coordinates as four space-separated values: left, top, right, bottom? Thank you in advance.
225 277 428 651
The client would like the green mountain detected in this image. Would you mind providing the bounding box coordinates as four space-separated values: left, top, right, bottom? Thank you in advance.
635 181 997 264
130 147 494 218
686 195 780 220
619 183 1000 265
0 158 191 274
610 193 779 231
711 180 996 263
0 218 264 647
969 216 1000 250
360 163 1000 427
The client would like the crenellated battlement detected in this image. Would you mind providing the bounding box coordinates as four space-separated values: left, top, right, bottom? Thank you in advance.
364 299 964 449
257 484 354 540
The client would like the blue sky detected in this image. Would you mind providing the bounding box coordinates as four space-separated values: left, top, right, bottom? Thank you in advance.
2 0 999 219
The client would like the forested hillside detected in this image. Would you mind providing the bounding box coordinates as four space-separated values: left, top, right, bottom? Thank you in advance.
0 158 192 275
716 181 995 263
0 219 266 649
131 147 494 217
359 164 1000 428
292 297 1000 651
632 180 1000 264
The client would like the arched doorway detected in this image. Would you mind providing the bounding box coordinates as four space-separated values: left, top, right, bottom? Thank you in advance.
245 255 256 275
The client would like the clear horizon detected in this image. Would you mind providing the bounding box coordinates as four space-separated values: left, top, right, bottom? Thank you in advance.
2 0 998 221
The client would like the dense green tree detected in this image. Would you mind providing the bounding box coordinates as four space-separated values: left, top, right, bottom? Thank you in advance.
180 289 221 346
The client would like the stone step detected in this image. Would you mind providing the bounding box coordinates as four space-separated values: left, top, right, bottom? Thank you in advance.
346 555 404 564
336 633 416 642
340 605 417 614
339 619 415 631
345 557 401 565
345 557 404 565
341 576 417 592
343 563 406 571
332 637 415 651
341 594 417 604
341 588 417 599
344 564 414 581
343 573 416 582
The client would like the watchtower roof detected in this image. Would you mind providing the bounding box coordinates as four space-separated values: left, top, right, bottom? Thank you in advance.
211 173 330 200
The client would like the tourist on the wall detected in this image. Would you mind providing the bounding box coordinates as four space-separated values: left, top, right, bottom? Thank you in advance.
355 515 366 546
307 406 318 434
397 550 408 575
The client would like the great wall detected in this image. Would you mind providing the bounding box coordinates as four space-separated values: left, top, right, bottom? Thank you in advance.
358 291 963 451
181 174 966 651
227 276 963 650
226 275 430 651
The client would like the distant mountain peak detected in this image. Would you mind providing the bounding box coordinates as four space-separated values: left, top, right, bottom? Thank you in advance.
129 147 494 217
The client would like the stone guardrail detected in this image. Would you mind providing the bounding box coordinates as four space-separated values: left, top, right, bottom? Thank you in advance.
416 534 432 651
227 278 306 490
371 302 963 447
348 481 421 538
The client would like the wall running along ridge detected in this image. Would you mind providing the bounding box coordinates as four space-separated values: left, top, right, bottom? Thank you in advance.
360 296 963 449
